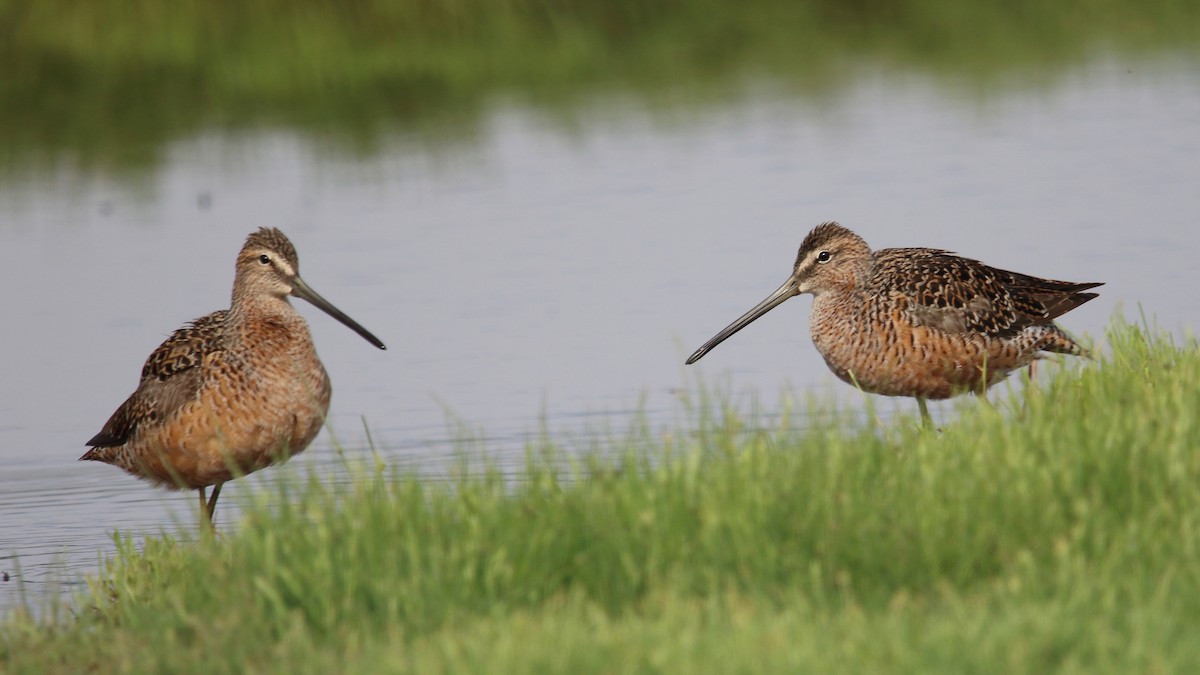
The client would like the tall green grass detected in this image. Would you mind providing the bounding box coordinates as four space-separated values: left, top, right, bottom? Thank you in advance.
3 0 1198 172
4 318 1200 673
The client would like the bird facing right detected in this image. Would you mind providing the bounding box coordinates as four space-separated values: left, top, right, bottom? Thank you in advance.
685 222 1102 424
81 228 386 524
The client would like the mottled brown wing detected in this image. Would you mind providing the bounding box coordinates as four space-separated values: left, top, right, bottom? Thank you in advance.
85 311 228 448
872 248 1101 337
139 310 228 380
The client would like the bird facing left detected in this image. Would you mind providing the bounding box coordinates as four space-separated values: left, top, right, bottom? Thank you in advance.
81 228 386 525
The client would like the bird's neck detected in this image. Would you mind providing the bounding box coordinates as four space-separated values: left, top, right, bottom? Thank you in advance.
227 295 311 348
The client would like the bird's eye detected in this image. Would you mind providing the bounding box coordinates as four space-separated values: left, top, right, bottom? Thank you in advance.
816 251 832 263
258 254 271 265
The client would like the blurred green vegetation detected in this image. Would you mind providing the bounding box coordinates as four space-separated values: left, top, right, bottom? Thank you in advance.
1 0 1198 171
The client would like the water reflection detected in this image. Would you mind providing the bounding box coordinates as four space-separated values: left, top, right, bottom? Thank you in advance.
7 0 1195 175
2 55 1198 615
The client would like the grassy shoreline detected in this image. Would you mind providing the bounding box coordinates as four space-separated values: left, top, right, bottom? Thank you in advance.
4 318 1200 672
3 0 1198 172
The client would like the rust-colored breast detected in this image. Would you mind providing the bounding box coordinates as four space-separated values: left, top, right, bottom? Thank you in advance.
806 248 1095 400
83 313 332 489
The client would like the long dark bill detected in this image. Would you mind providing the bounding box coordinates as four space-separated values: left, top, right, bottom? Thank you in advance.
291 276 387 350
684 275 800 365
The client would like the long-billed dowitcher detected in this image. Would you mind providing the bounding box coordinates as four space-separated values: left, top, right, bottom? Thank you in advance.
82 228 385 524
686 222 1101 424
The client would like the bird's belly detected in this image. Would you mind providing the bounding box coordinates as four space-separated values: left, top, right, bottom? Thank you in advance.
810 311 1030 400
129 369 331 489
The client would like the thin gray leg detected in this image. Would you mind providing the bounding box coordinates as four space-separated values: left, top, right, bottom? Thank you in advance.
205 482 223 523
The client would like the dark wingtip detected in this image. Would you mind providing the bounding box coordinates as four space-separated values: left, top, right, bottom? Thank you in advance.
1065 291 1101 313
85 432 124 448
1041 287 1102 322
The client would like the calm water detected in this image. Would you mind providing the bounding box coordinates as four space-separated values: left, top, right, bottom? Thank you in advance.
2 55 1198 614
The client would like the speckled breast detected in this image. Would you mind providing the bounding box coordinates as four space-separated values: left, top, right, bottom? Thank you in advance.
807 297 1030 400
136 345 332 489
